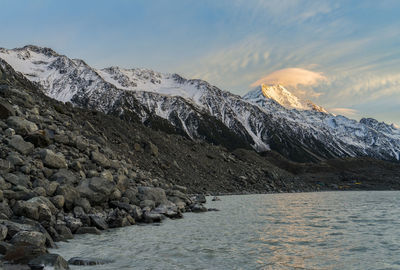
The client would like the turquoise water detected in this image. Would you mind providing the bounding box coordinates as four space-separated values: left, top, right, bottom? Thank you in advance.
52 191 400 269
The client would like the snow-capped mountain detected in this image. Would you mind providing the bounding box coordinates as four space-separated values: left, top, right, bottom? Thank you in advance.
246 84 328 113
1 45 399 162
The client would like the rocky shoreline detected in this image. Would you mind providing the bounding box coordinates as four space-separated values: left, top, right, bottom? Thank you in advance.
0 60 213 269
1 58 400 269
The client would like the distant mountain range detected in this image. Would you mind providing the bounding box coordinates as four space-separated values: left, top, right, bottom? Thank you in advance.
1 45 399 162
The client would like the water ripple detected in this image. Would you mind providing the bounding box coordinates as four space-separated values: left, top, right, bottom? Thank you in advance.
52 191 400 270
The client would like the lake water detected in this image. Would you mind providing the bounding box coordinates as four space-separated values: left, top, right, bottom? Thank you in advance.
52 191 400 270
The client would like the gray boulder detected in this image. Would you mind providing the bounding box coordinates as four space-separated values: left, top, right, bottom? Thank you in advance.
40 149 67 169
4 173 30 188
7 116 38 135
68 257 113 266
56 185 79 210
0 202 12 218
77 177 115 205
90 151 110 168
0 224 7 240
8 135 34 155
28 253 70 270
0 159 13 172
51 195 65 209
0 101 15 119
50 169 78 185
55 224 73 240
89 215 108 230
137 186 167 206
191 203 208 213
11 231 46 248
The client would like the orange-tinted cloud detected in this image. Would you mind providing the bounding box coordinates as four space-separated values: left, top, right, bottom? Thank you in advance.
250 68 327 87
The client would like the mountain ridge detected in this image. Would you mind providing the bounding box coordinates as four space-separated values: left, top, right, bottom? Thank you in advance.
1 45 399 162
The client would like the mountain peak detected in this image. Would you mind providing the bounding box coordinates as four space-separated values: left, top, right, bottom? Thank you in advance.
260 84 305 110
244 84 328 113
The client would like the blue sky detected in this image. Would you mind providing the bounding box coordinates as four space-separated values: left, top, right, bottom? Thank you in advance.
1 0 400 125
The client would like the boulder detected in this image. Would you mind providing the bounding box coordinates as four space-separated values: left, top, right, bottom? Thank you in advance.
7 116 38 135
90 151 110 168
4 173 30 188
8 135 34 155
0 224 8 240
0 202 12 218
143 211 163 223
144 141 159 157
129 205 143 221
106 209 131 228
28 196 58 215
10 231 46 249
191 203 207 213
0 100 15 119
194 194 206 204
56 185 79 210
4 244 47 264
4 127 15 137
77 177 115 205
89 215 108 230
46 181 59 197
24 131 51 148
137 186 167 206
0 241 13 255
152 201 181 218
40 149 67 169
0 159 13 172
73 197 91 213
123 188 139 204
51 195 65 209
140 200 155 209
64 215 82 233
28 253 70 270
50 169 78 185
13 201 39 220
7 152 24 166
68 257 113 266
55 224 73 240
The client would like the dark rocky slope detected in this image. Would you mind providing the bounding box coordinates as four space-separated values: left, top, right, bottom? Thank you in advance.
0 59 400 269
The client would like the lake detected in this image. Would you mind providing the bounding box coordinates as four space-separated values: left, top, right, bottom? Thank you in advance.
51 191 400 269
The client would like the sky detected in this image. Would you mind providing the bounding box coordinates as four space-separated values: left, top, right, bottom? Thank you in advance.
1 0 399 126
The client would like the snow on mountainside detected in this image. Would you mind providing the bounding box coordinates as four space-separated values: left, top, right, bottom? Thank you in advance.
1 45 399 162
244 84 328 113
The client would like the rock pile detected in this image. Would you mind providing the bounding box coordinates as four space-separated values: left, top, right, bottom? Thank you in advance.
0 60 208 269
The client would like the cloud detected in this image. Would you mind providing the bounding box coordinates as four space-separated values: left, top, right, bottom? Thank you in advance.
229 0 336 26
329 107 359 117
250 68 327 88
